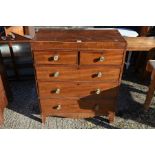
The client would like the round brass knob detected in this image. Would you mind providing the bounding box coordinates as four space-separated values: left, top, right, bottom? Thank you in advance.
56 104 61 110
99 56 105 62
53 55 59 61
97 72 102 78
55 88 61 94
96 89 101 95
53 72 60 77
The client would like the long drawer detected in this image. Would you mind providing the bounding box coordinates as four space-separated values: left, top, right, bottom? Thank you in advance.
33 51 77 65
40 98 115 118
38 82 119 98
80 50 124 65
36 66 121 82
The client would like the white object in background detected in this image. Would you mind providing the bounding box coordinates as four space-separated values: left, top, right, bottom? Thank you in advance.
87 27 139 69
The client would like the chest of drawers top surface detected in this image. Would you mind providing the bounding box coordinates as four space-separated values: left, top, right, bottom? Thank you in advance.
31 29 126 50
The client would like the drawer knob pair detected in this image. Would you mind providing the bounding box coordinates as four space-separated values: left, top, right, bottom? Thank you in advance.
99 56 105 62
48 55 59 61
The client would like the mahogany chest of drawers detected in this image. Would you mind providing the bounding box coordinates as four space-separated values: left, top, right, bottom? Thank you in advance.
31 29 127 124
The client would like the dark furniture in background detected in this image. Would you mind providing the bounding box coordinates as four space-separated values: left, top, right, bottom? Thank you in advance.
0 27 35 80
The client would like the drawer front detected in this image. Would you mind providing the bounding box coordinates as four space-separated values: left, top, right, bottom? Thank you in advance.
36 66 121 82
40 98 115 117
38 82 118 98
33 51 77 65
80 50 124 65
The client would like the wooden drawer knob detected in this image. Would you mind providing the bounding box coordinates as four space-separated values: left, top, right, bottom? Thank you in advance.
98 56 105 62
48 55 59 61
53 55 59 61
96 88 101 95
55 104 62 110
55 88 61 94
97 72 102 78
53 72 60 77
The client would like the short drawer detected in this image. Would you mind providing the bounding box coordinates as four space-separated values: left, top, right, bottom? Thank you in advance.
36 66 121 82
80 50 124 65
40 98 115 118
33 51 77 65
38 82 118 98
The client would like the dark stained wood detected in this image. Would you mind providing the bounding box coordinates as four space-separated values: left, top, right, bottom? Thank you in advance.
8 42 20 80
1 33 155 52
33 29 126 42
31 29 126 50
139 26 151 36
35 66 121 82
0 51 13 101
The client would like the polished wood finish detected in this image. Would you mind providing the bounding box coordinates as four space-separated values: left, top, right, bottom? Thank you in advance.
33 51 77 65
40 98 115 119
1 33 155 52
2 29 155 125
33 29 126 42
36 66 121 82
38 82 118 98
31 29 126 124
80 50 124 65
